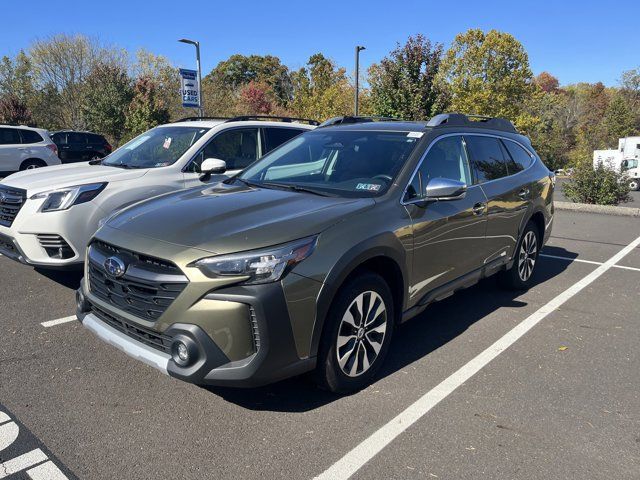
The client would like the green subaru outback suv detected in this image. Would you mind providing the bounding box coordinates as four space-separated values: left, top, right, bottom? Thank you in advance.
76 113 554 393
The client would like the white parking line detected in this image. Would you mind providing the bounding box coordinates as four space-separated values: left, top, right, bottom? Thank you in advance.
40 316 76 328
540 253 640 272
314 234 640 480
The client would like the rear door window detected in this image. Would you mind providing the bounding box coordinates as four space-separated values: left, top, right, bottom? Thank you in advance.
202 128 259 170
464 135 509 183
19 129 43 144
52 132 67 144
263 128 306 154
0 128 21 145
68 132 87 144
502 139 533 173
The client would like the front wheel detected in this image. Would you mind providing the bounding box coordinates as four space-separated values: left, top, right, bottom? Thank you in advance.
500 221 540 290
629 179 639 191
316 272 394 393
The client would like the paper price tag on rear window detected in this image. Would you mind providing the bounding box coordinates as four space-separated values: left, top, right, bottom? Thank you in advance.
163 137 172 149
407 132 423 138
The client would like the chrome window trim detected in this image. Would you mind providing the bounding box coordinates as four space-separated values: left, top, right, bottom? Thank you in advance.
400 132 537 205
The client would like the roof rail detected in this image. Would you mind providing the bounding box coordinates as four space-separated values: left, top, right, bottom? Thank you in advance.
427 113 517 133
225 115 319 125
318 116 402 127
175 116 231 122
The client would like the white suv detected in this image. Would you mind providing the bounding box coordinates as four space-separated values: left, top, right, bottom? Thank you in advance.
0 125 61 172
0 116 316 268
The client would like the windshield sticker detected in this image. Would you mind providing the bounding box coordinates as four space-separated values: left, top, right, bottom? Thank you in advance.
356 183 381 192
154 161 170 167
406 131 423 138
163 137 172 149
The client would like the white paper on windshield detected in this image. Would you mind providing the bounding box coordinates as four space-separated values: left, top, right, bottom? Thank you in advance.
406 131 423 138
163 137 172 149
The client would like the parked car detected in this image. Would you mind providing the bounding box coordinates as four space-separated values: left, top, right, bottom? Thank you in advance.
0 125 61 172
50 131 113 162
0 116 316 268
76 113 555 393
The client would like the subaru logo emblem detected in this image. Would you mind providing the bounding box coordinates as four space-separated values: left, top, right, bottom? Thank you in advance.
104 256 126 278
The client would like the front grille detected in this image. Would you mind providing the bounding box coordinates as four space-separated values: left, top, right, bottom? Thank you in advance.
37 234 74 259
91 304 173 353
0 185 27 227
88 241 188 321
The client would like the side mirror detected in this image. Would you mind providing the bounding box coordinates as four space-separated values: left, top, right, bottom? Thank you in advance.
424 178 467 201
200 158 227 174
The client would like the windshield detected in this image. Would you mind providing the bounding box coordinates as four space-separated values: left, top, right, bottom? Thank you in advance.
239 130 421 197
102 126 209 169
623 159 638 170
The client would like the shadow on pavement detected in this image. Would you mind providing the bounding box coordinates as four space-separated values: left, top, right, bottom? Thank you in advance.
207 246 577 412
35 266 83 290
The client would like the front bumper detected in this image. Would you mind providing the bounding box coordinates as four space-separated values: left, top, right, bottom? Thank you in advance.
77 277 317 388
0 199 104 267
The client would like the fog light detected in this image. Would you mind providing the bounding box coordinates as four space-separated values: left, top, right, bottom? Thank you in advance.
176 342 189 362
171 336 198 367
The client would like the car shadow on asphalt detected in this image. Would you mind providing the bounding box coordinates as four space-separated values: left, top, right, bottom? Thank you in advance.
206 246 576 412
34 267 84 290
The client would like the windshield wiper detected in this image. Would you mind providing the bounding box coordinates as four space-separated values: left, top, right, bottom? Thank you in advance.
226 177 260 188
260 182 332 197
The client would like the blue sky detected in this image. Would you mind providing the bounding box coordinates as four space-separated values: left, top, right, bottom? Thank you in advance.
1 0 638 86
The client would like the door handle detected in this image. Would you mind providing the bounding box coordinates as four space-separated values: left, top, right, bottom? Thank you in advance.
472 202 486 215
518 188 530 199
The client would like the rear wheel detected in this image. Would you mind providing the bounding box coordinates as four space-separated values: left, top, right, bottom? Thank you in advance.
19 159 46 170
500 221 540 290
629 179 639 191
316 272 394 393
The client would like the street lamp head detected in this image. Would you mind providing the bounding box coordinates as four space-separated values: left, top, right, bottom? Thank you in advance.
179 38 198 46
357 45 366 52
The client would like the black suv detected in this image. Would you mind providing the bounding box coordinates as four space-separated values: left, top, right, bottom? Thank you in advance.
50 131 112 163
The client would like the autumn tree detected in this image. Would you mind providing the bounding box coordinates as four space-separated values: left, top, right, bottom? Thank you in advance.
368 35 444 120
438 29 534 127
534 72 560 93
290 53 352 120
124 76 170 140
0 95 33 125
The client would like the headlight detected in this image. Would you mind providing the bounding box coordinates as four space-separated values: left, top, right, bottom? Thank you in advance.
192 236 317 285
31 183 107 212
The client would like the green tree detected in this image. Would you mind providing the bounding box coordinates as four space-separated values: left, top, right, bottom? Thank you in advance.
124 76 170 140
437 29 534 126
368 35 444 120
82 62 133 146
603 92 636 144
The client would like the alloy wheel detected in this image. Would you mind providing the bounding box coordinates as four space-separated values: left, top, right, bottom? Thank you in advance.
518 231 537 282
336 290 387 377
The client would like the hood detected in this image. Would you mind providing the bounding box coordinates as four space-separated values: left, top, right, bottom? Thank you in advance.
2 162 148 194
106 182 375 255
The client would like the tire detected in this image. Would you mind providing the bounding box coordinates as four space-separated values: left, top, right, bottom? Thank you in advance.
19 159 47 170
90 154 102 161
316 272 395 393
629 179 639 191
499 221 540 290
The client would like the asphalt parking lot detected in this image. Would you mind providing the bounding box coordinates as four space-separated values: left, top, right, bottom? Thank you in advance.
1 209 639 479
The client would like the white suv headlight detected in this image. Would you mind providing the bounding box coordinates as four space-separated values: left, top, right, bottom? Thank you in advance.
31 183 107 212
192 236 317 285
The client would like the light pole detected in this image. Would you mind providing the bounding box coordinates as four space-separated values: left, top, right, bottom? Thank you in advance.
354 45 366 116
179 38 203 118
